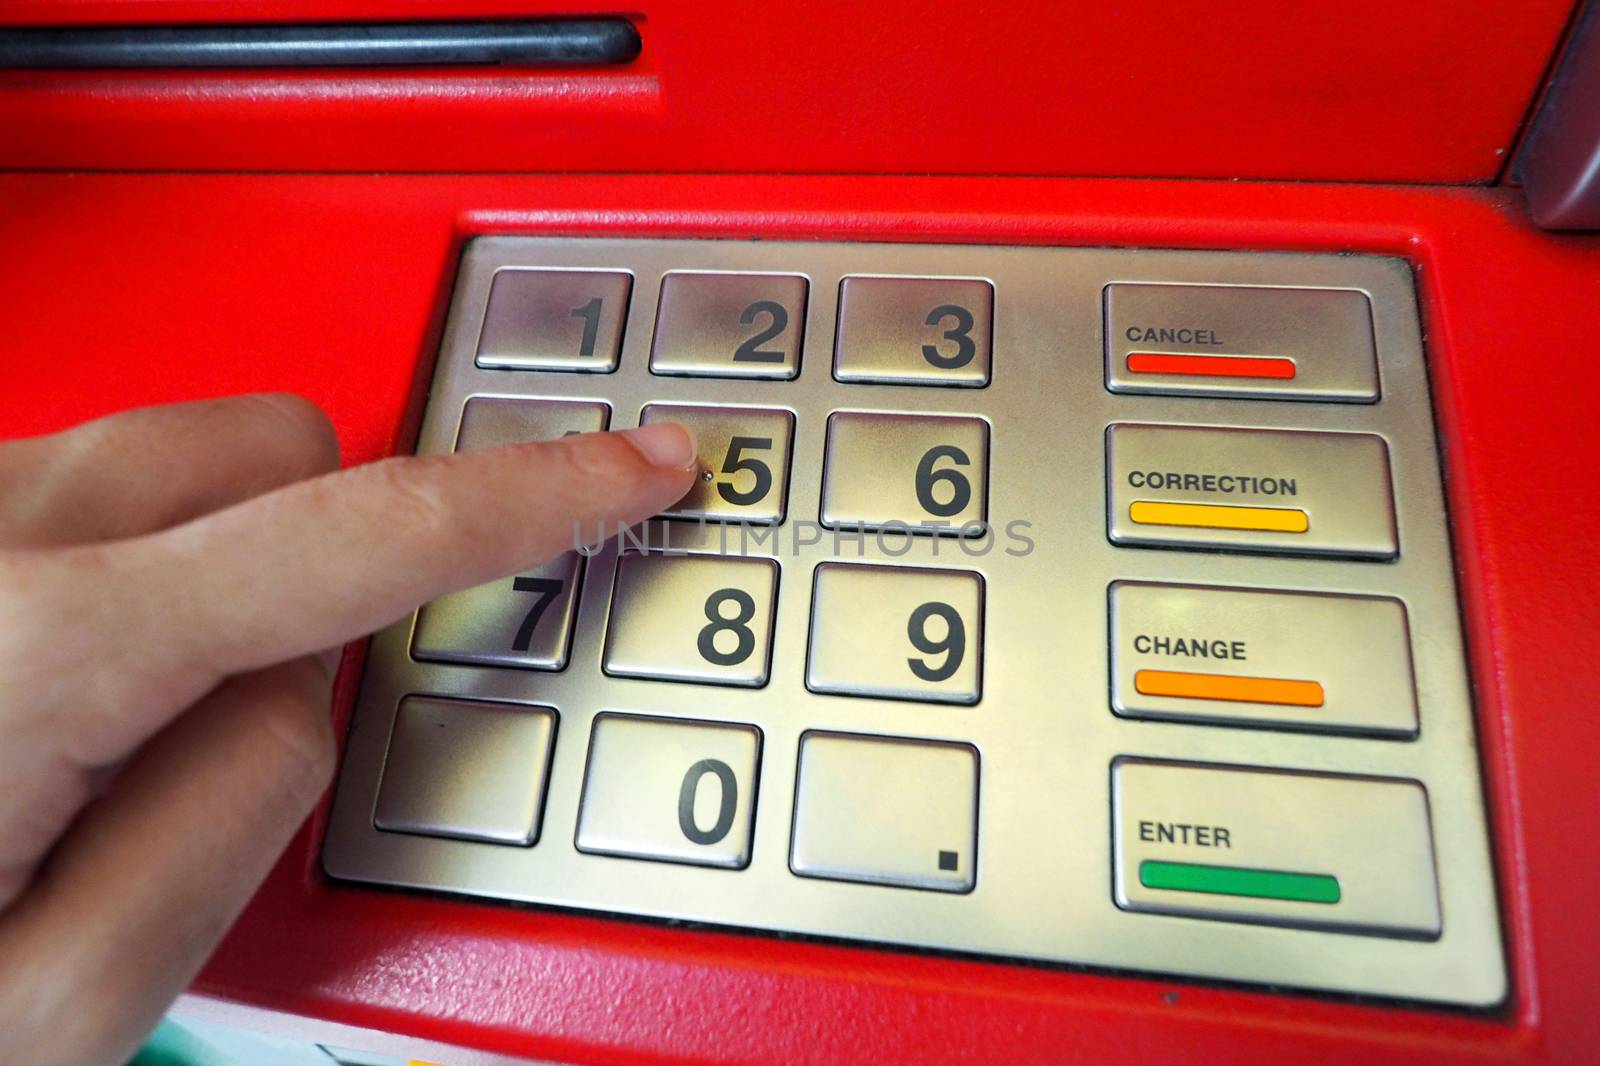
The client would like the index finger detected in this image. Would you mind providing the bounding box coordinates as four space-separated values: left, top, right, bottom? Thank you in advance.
15 423 697 766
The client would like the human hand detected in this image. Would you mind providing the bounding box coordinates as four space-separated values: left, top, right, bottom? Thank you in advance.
0 394 697 1065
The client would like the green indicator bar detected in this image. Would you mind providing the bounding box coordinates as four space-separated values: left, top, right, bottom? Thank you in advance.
1139 860 1341 904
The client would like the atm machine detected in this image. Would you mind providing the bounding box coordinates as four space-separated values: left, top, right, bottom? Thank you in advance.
2 2 1598 1063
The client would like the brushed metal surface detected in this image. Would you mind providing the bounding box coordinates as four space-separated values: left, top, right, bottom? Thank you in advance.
1112 759 1440 937
575 713 761 869
820 412 989 534
650 271 808 380
1107 424 1398 558
806 563 984 705
323 237 1503 1007
791 731 978 892
1109 582 1417 735
834 276 993 386
1105 283 1378 401
373 697 556 846
475 268 631 373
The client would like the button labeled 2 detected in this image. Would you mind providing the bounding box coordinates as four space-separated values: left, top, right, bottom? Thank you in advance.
821 412 989 533
577 714 760 869
651 272 808 380
603 553 779 687
807 563 984 704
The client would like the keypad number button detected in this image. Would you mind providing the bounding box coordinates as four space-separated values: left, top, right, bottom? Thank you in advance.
641 404 795 525
821 412 989 534
475 269 632 373
576 714 760 869
603 553 779 687
835 276 993 386
651 272 808 380
790 732 978 892
412 552 585 671
807 563 983 704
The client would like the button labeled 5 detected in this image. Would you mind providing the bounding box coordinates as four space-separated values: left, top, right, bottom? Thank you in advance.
603 553 779 687
821 412 989 533
577 714 761 869
641 404 794 524
807 563 984 704
651 272 808 380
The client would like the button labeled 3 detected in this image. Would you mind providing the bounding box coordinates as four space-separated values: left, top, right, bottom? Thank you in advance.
640 404 794 524
821 412 989 534
576 714 761 869
835 276 993 386
476 269 632 373
808 563 984 704
1106 423 1396 558
1113 759 1440 938
651 272 808 380
1110 582 1417 735
374 697 556 846
791 732 978 892
603 553 779 687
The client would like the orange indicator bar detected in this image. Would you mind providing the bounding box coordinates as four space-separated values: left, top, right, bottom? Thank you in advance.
1127 353 1297 379
1135 669 1325 708
1129 500 1309 533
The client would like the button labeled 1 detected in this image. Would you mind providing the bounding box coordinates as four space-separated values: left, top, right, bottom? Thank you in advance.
640 404 794 524
476 268 632 373
835 277 993 386
577 714 760 869
807 563 983 704
791 732 978 892
603 553 779 687
1110 582 1417 736
1113 759 1440 938
651 272 808 380
821 412 989 534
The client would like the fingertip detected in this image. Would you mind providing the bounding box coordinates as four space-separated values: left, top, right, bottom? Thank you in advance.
615 421 699 473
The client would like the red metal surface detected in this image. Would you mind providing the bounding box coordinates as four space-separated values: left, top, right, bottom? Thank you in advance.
2 172 1597 1064
0 0 1577 183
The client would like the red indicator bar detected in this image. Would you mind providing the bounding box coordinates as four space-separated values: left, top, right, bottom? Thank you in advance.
1127 353 1297 380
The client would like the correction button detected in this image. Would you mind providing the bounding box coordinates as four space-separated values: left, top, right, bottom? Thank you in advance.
1105 423 1397 559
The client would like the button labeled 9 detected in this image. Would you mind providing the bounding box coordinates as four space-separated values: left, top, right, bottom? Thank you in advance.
807 562 984 704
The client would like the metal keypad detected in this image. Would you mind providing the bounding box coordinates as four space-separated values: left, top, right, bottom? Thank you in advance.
325 238 1503 1009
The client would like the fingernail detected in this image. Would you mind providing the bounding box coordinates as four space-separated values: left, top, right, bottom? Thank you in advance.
618 422 698 471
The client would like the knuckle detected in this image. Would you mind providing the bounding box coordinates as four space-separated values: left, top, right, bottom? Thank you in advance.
361 455 461 546
246 393 341 476
544 432 648 490
255 661 336 801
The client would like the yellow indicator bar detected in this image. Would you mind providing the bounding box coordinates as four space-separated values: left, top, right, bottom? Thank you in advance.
1135 669 1325 708
1129 500 1309 533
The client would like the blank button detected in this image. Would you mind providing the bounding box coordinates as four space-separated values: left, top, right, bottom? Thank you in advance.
791 732 978 892
374 697 556 846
